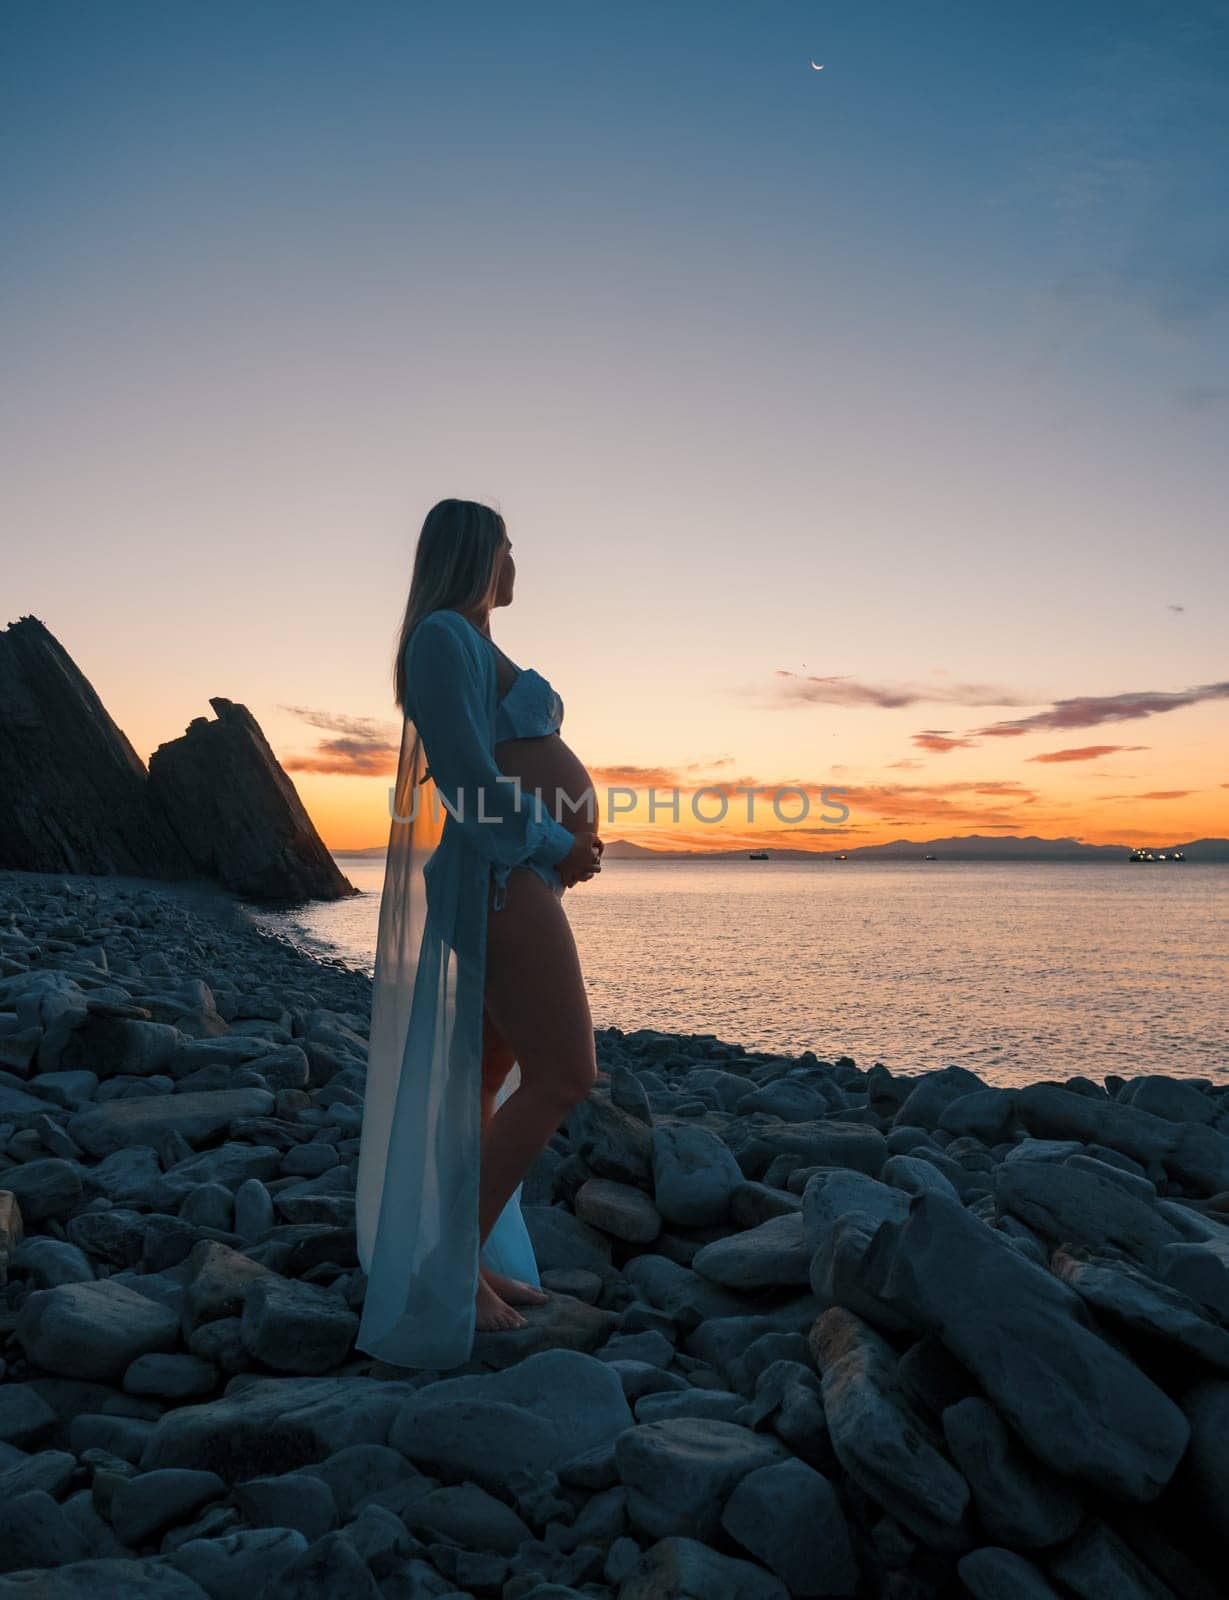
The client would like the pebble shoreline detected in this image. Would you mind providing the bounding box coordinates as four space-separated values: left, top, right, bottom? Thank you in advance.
0 870 1227 1599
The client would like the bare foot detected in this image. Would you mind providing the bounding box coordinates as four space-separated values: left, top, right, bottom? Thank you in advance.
480 1265 550 1307
475 1273 527 1332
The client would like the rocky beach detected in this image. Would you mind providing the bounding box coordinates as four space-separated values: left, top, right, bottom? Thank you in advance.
1 870 1227 1600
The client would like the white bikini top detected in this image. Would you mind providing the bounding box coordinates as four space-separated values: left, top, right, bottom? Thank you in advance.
494 663 564 741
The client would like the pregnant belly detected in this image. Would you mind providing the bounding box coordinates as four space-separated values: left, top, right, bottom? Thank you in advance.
493 733 597 835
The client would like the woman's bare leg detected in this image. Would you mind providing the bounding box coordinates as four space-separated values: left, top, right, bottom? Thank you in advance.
480 865 597 1256
477 1007 548 1311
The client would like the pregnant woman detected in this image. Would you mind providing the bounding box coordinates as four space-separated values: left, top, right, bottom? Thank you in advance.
355 497 603 1370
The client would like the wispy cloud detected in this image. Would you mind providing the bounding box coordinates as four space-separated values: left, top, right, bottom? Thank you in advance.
1027 744 1148 764
773 671 1026 710
1166 603 1186 613
1097 790 1198 802
280 705 399 777
912 729 979 754
977 682 1229 738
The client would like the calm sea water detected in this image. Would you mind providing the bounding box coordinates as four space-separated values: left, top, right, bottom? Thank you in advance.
248 858 1228 1087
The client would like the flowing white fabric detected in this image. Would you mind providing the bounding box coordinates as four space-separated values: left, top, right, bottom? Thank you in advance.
355 608 575 1370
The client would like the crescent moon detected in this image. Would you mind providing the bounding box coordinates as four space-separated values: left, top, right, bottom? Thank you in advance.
810 61 824 70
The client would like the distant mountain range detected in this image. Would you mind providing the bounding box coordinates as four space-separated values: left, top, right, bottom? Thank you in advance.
333 834 1229 863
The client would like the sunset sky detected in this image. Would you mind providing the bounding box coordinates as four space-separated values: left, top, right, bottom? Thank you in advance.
5 2 1226 852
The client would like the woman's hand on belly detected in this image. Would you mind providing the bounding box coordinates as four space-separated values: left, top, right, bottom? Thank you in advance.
557 830 603 887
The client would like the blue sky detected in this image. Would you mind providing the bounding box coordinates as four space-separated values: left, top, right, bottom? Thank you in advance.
4 1 1226 846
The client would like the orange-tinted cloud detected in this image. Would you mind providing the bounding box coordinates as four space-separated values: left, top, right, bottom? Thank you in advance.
912 729 979 754
977 681 1229 737
1028 744 1148 764
280 706 398 777
1097 790 1198 801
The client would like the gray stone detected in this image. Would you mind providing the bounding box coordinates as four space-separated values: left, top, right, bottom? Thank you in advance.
651 1124 746 1226
941 1397 1082 1549
124 1354 219 1400
692 1212 811 1289
141 1375 417 1482
565 1096 653 1185
634 1389 746 1424
233 1473 338 1541
24 1068 97 1107
617 1534 789 1600
811 1307 972 1550
343 1503 415 1577
801 1169 908 1255
239 1275 358 1374
66 1207 146 1267
390 1348 633 1490
151 1145 283 1210
168 1527 309 1597
0 1449 77 1501
233 1178 274 1240
735 1081 831 1121
88 1146 164 1205
241 1529 382 1597
0 1489 92 1574
16 1279 180 1381
721 1458 858 1596
895 1066 987 1129
882 1153 961 1202
68 1089 275 1157
0 1157 83 1221
0 1558 211 1598
615 1416 791 1544
522 1204 614 1276
733 1120 887 1182
1158 1236 1229 1322
0 1384 57 1448
809 1212 913 1335
181 1241 275 1337
11 1235 93 1286
862 1192 1190 1501
1047 1520 1176 1600
574 1177 661 1242
1118 1075 1217 1125
1015 1083 1229 1196
1052 1248 1229 1369
993 1161 1180 1261
179 1185 234 1231
623 1254 756 1331
957 1548 1063 1599
111 1469 226 1547
300 1443 413 1518
61 1016 181 1080
939 1089 1017 1142
1181 1379 1229 1546
402 1482 531 1555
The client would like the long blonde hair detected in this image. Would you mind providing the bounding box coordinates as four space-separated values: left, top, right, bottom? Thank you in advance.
393 498 506 713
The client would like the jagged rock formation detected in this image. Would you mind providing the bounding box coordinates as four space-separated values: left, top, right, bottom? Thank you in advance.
0 617 354 904
148 699 355 904
0 616 192 880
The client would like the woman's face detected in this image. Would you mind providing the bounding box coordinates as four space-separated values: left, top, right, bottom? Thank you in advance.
493 530 515 607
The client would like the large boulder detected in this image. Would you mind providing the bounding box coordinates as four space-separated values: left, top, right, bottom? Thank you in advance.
140 1375 417 1482
389 1348 633 1490
68 1089 276 1156
862 1192 1190 1501
16 1279 180 1381
810 1307 972 1551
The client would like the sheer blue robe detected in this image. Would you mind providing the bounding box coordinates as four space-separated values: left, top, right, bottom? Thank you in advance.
355 607 575 1369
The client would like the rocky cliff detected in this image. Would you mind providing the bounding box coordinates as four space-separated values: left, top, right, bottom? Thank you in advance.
148 698 356 903
0 616 355 904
